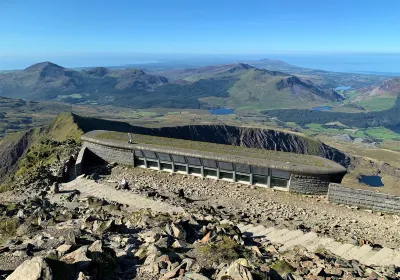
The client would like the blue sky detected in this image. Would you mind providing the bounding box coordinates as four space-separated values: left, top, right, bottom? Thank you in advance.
1 0 400 68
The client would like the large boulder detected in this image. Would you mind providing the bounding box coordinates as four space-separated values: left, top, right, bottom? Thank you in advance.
6 257 52 280
217 259 253 280
61 246 91 269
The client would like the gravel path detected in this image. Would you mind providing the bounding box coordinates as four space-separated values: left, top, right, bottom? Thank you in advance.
107 166 400 249
60 176 184 214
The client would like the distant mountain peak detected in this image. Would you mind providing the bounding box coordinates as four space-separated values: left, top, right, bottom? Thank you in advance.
24 62 64 72
228 63 254 73
260 58 291 66
85 67 109 77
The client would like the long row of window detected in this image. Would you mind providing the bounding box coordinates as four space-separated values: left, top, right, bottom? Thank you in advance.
133 149 291 188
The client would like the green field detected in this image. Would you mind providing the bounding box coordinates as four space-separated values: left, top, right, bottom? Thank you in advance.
365 127 400 140
357 97 397 111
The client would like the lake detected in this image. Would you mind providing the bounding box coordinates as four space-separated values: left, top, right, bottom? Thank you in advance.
335 86 352 90
311 106 333 111
209 108 235 115
359 175 384 187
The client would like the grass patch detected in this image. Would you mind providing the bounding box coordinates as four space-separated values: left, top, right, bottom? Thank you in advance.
365 127 400 140
195 236 241 265
357 97 397 111
270 259 295 275
0 218 18 243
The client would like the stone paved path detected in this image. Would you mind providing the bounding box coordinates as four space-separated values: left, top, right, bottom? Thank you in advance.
237 223 400 267
61 177 184 214
62 178 400 266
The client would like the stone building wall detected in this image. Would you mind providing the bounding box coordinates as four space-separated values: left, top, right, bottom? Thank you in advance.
83 142 133 166
289 174 331 194
328 183 400 214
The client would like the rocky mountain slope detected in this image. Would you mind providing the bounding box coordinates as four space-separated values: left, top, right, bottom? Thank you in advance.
154 63 344 109
349 77 400 110
0 129 35 184
0 62 342 110
0 62 169 101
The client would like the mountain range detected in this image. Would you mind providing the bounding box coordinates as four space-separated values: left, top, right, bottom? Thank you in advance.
0 62 344 110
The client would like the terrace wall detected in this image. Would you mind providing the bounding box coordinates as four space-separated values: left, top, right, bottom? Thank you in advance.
327 183 400 214
289 174 330 195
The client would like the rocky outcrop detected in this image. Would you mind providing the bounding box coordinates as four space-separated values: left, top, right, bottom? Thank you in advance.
277 76 344 101
0 129 35 183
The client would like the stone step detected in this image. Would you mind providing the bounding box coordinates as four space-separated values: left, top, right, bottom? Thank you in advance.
245 225 266 236
325 241 344 253
365 248 394 266
377 250 398 266
342 244 371 261
305 237 335 252
267 229 291 242
331 243 356 257
280 232 318 252
235 221 400 267
239 224 254 232
255 227 276 238
389 252 400 266
274 230 304 245
237 223 246 231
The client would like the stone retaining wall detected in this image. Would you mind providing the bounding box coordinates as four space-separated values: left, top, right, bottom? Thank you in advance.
75 147 87 176
290 174 331 194
328 183 400 214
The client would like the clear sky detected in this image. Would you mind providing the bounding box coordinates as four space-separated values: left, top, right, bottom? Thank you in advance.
1 0 400 68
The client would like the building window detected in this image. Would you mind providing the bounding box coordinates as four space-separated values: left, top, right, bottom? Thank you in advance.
147 160 158 168
171 155 186 164
218 161 234 171
186 157 201 166
235 163 250 174
175 164 187 172
236 174 250 182
142 150 157 159
135 159 145 167
271 169 291 179
133 150 144 158
271 177 289 188
252 166 269 176
204 168 217 177
203 159 217 168
189 166 201 175
220 171 233 180
160 163 172 170
253 175 268 185
157 152 171 162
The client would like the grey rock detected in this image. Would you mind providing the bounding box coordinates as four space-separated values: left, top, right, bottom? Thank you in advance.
185 272 210 280
50 183 59 194
6 256 52 280
61 246 91 269
217 260 253 280
88 240 103 253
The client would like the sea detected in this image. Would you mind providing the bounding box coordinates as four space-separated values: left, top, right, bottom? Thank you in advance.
262 53 400 75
